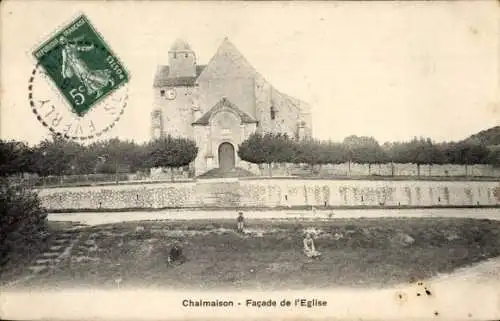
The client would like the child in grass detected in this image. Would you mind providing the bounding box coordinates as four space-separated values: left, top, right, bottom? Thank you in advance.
237 212 245 233
303 233 321 258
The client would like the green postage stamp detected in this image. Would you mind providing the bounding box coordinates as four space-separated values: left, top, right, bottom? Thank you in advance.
32 14 129 117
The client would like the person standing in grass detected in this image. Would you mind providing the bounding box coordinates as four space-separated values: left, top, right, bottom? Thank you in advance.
303 233 321 258
237 212 245 233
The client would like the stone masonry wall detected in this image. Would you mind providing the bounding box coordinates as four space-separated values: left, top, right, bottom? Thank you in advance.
39 179 500 210
197 77 256 118
232 162 500 178
253 163 500 178
154 86 195 138
254 74 303 138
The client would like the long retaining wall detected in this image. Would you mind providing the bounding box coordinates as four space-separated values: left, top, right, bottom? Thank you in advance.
38 179 500 210
241 162 500 178
26 163 500 189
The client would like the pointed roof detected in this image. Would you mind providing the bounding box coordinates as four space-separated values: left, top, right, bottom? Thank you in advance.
170 38 192 51
192 97 257 125
153 38 311 119
153 37 257 88
196 38 258 82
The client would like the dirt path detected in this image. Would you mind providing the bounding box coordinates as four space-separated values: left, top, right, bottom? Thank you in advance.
48 208 500 226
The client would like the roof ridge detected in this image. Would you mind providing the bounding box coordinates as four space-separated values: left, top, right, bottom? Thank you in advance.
196 38 258 82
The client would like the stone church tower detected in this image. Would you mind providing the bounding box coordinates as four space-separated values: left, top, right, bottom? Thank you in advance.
151 39 205 140
152 38 313 175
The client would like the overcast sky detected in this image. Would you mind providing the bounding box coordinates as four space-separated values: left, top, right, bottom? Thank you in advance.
1 1 498 145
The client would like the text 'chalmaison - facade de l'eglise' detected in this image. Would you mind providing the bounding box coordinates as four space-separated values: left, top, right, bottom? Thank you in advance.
151 37 313 176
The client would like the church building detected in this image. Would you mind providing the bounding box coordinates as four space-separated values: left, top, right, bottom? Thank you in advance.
151 38 313 176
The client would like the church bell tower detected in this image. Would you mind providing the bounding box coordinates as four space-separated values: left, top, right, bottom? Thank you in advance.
168 38 197 78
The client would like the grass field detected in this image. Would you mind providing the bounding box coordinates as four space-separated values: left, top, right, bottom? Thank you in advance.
3 217 500 290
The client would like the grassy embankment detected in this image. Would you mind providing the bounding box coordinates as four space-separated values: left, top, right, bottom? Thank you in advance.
3 217 500 290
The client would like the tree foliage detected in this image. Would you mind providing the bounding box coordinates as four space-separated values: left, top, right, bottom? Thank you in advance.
343 135 387 164
442 141 491 165
486 146 500 166
1 134 200 178
89 138 148 174
0 177 48 267
1 130 498 180
238 133 496 168
31 135 83 176
0 140 35 176
237 133 267 165
238 133 295 165
147 135 198 168
464 126 500 146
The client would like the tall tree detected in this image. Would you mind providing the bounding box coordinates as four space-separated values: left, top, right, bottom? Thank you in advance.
0 177 48 267
486 147 500 167
389 138 446 176
239 132 296 176
238 133 267 165
443 141 490 175
0 140 35 176
32 135 82 176
147 135 198 180
342 135 387 174
321 141 348 165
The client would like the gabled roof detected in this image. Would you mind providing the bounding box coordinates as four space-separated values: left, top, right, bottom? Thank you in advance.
196 37 258 82
153 65 206 87
192 97 257 126
153 38 311 119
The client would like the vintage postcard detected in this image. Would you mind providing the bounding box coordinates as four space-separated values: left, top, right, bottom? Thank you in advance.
1 1 499 320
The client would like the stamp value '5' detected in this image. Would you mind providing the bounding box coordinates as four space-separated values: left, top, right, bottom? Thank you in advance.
32 14 129 117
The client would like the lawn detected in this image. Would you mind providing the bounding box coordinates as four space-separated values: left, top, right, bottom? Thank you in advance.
3 217 500 290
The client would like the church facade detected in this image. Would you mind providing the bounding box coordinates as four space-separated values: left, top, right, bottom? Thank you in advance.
151 38 313 175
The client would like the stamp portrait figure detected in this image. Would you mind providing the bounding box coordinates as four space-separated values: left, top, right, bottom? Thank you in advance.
60 36 114 99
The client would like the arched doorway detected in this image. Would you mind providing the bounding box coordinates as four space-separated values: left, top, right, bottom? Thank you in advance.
218 142 235 170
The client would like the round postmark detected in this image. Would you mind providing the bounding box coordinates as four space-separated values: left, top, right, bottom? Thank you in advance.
29 15 130 141
28 61 128 141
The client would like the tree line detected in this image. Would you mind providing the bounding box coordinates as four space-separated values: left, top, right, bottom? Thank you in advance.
0 134 198 177
0 135 198 268
238 133 500 174
1 132 499 178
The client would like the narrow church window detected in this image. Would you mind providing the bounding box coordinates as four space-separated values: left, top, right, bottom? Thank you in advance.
185 53 189 58
173 52 177 59
270 106 276 120
160 90 165 97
